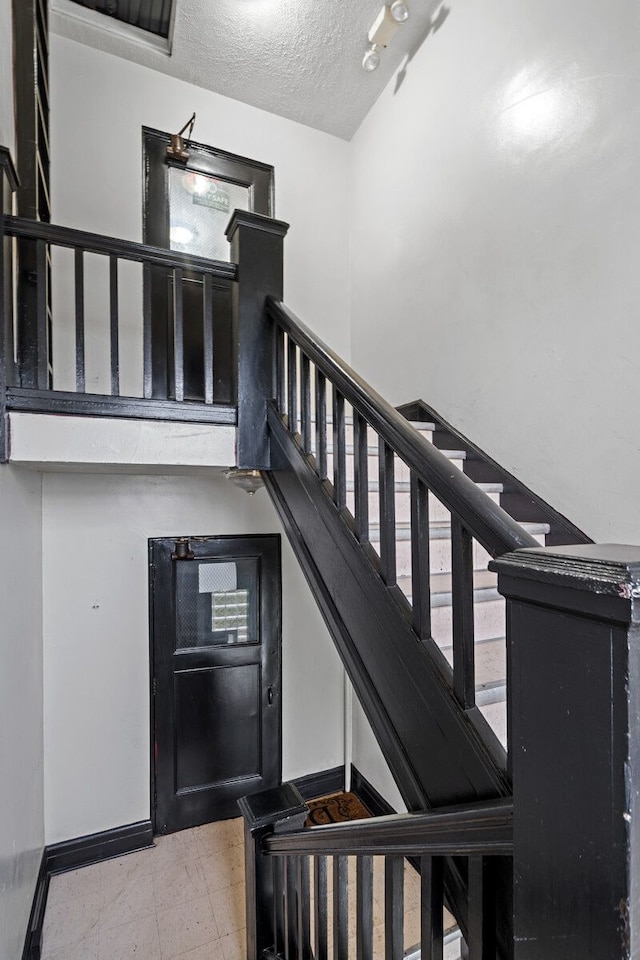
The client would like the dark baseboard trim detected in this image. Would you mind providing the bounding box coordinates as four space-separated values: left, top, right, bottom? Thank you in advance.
292 765 345 801
350 765 397 817
22 850 48 960
46 819 154 876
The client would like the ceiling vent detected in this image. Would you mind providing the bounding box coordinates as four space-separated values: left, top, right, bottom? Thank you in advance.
68 0 174 39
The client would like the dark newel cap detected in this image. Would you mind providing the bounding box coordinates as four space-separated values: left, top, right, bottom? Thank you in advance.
237 782 308 831
0 147 19 192
490 543 640 598
225 209 290 242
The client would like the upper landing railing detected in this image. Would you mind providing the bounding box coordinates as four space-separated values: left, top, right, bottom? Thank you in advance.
0 206 289 458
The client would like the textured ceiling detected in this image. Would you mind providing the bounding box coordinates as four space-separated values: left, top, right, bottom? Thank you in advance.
51 0 444 140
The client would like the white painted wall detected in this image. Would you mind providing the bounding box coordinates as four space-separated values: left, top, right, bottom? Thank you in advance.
0 466 44 960
350 0 640 546
49 35 351 371
0 0 14 154
43 471 344 843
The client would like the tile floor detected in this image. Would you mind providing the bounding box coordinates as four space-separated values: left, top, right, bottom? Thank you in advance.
42 817 246 960
41 818 454 960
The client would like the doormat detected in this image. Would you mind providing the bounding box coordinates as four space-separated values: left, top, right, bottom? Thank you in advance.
306 791 372 827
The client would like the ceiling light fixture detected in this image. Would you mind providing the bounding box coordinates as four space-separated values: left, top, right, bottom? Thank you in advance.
362 4 410 72
389 1 410 23
362 44 381 72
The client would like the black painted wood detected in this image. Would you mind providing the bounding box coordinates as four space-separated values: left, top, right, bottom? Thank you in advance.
46 820 153 874
0 153 17 462
21 850 48 960
5 216 237 278
398 399 591 548
275 326 285 414
172 268 184 402
239 783 309 960
268 300 538 559
410 472 431 642
296 856 311 960
291 766 345 801
378 439 397 587
143 262 153 399
301 354 312 454
35 239 47 389
333 856 349 960
314 856 328 960
6 387 236 424
357 855 374 960
315 371 327 481
490 544 640 960
265 406 509 809
332 391 347 511
421 855 444 960
385 856 404 960
109 256 119 396
152 535 282 832
285 856 297 960
264 798 513 858
350 766 396 818
74 249 85 392
287 336 298 433
227 211 289 469
451 520 475 709
202 274 214 404
354 412 369 544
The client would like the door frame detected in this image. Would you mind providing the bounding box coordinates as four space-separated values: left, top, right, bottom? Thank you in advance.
142 127 275 401
148 533 282 833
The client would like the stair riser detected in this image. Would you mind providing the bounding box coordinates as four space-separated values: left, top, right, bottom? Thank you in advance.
327 451 464 484
431 597 505 646
372 531 546 577
346 490 500 525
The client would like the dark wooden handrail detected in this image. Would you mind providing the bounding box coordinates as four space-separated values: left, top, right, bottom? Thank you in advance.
263 798 513 858
267 297 538 559
4 215 238 279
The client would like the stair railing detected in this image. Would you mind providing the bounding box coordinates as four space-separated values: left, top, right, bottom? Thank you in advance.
240 784 513 960
267 298 538 733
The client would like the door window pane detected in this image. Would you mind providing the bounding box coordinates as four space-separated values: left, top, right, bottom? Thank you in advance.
175 558 258 649
169 168 250 261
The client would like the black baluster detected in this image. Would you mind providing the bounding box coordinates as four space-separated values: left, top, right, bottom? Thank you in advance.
354 412 369 543
143 262 152 399
333 392 346 510
333 856 349 960
314 856 328 960
74 248 85 392
378 439 397 586
410 473 431 640
385 856 404 960
172 267 184 402
274 326 285 412
109 256 119 396
420 855 443 960
357 855 373 960
467 856 494 960
36 238 48 389
203 273 214 404
287 336 298 432
274 857 285 958
285 856 297 960
301 354 311 454
451 518 475 708
297 856 311 960
315 371 327 480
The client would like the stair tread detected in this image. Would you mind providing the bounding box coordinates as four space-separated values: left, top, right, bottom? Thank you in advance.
397 570 498 594
328 445 466 459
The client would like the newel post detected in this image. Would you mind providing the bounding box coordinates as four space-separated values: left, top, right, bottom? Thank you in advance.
0 148 19 463
226 210 290 470
238 782 308 960
490 544 640 959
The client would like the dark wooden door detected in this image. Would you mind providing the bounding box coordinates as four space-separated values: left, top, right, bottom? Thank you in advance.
143 128 274 402
150 534 282 832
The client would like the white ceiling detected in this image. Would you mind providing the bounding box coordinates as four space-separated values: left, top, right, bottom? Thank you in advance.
50 0 444 140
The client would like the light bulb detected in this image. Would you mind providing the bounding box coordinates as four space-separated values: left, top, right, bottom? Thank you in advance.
362 46 381 72
389 1 409 23
170 225 194 246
